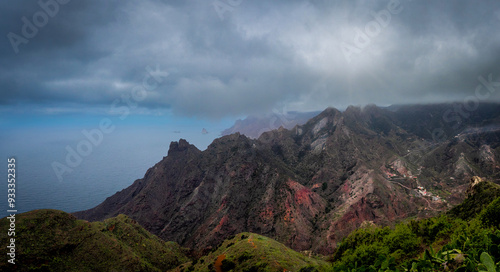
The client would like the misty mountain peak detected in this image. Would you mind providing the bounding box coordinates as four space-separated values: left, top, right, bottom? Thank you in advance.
168 139 198 156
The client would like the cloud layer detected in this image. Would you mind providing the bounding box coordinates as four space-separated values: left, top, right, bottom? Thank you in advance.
2 0 500 118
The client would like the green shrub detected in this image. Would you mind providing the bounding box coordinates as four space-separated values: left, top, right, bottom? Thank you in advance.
237 252 252 263
383 223 419 256
299 266 319 272
221 259 236 271
479 196 500 228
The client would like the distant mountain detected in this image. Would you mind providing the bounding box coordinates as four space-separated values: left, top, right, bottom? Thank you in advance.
221 111 320 139
0 210 188 271
74 103 500 255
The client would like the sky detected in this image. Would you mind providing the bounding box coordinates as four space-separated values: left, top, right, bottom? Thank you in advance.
1 0 500 120
1 0 500 215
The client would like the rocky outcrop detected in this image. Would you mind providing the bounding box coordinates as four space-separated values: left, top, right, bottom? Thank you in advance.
467 176 485 196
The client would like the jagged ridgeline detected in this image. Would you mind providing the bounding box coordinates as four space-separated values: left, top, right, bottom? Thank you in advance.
74 103 500 255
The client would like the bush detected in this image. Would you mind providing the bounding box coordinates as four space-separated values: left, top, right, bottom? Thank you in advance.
220 259 236 272
409 216 454 245
339 243 389 268
479 196 500 228
333 226 390 261
383 224 419 257
299 266 319 272
237 252 252 263
243 263 267 272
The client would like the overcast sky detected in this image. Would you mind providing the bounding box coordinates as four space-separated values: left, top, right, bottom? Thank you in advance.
1 0 500 119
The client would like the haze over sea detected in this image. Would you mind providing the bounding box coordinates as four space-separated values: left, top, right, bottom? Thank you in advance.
0 113 233 218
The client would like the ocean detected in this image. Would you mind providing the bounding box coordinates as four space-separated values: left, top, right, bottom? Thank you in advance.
0 114 232 219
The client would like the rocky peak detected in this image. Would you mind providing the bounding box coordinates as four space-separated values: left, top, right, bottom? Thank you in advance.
342 106 367 124
467 176 485 196
167 139 197 156
208 132 251 149
313 107 340 122
344 105 361 115
361 104 380 113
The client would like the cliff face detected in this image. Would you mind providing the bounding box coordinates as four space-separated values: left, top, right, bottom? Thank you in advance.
74 103 500 254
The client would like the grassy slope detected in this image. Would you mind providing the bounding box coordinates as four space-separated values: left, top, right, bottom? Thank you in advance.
0 209 188 272
330 180 500 271
447 180 500 220
174 232 330 272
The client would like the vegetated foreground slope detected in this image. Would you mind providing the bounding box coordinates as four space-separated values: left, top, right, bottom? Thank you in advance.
329 178 500 271
0 209 188 272
75 103 500 254
173 232 331 272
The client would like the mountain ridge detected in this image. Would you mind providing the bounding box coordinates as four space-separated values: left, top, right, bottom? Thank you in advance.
74 103 500 255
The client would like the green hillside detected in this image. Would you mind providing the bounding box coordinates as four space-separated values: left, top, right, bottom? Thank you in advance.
330 180 500 271
0 209 188 271
174 232 331 272
448 179 500 220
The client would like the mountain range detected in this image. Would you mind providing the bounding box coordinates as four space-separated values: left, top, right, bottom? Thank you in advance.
74 103 500 256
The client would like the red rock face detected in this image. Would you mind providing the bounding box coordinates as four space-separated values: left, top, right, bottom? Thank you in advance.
74 104 500 254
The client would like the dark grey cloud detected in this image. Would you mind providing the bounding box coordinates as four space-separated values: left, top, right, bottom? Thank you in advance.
1 0 500 118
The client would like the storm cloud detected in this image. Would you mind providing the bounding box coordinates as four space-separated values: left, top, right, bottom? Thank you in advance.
2 0 500 118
